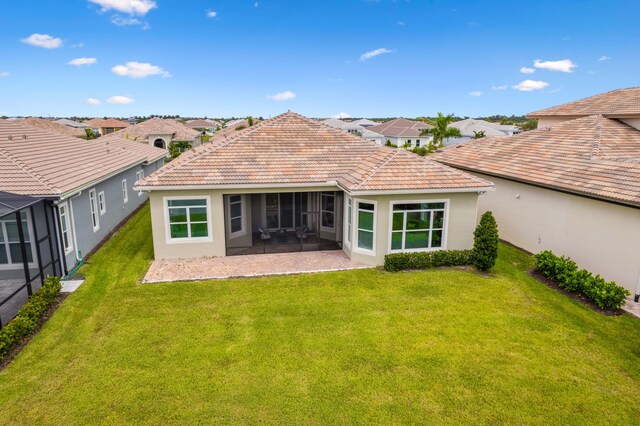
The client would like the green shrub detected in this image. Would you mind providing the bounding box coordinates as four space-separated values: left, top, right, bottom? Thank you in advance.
472 211 499 271
533 251 629 310
384 250 473 272
0 277 62 361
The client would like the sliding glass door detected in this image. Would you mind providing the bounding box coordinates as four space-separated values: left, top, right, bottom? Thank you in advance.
265 193 296 230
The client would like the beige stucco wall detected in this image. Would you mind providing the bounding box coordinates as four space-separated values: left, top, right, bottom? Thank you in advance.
343 192 480 265
473 173 640 293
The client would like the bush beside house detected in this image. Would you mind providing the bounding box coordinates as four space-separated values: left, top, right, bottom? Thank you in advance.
534 251 630 310
384 250 474 272
472 211 499 271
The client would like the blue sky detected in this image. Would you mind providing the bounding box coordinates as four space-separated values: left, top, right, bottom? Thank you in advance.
1 0 639 118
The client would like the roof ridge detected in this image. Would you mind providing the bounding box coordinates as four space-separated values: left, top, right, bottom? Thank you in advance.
0 146 59 193
351 149 401 190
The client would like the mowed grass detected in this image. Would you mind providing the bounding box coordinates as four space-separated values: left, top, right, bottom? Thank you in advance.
1 204 639 424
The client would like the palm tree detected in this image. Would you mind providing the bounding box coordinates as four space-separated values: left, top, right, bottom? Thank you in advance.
419 112 461 148
473 130 486 139
84 128 97 140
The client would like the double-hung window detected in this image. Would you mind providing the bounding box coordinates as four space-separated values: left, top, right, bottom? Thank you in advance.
321 192 335 229
89 189 100 232
98 191 106 215
166 198 211 242
59 203 73 254
122 179 128 204
391 202 446 251
227 195 245 237
136 170 144 196
0 212 34 268
356 201 375 252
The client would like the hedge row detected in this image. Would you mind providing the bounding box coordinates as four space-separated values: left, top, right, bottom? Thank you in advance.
384 249 473 272
534 250 630 311
0 277 62 361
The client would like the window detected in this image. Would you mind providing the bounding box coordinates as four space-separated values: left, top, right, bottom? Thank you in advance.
416 139 421 147
122 179 128 204
98 191 106 215
0 212 34 267
390 202 446 252
321 192 335 229
227 195 245 237
345 196 353 246
89 189 100 232
59 203 73 254
166 198 210 242
356 201 375 252
136 170 144 196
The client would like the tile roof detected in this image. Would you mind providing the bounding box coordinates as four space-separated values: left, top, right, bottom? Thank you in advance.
54 118 88 128
84 118 131 128
140 112 491 192
98 117 200 144
0 119 167 197
186 119 220 128
527 87 640 117
20 117 86 138
449 119 512 137
211 118 261 141
432 115 640 207
366 118 433 138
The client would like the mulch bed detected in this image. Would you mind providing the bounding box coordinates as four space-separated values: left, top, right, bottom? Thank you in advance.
0 293 69 372
528 269 624 316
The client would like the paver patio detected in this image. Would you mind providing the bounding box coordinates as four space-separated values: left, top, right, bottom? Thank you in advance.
143 249 371 283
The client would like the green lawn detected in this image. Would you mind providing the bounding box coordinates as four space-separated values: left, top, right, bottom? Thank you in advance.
1 204 639 424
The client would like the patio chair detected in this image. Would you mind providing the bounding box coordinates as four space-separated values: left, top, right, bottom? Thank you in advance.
258 226 271 241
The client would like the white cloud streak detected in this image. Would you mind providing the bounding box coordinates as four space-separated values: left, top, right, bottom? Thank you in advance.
107 96 135 104
206 10 217 18
359 48 392 61
491 85 508 91
520 66 535 74
512 80 550 92
86 98 102 105
112 61 171 78
469 91 482 97
598 56 611 61
268 91 297 101
69 57 97 66
533 59 577 73
89 0 156 15
21 33 63 49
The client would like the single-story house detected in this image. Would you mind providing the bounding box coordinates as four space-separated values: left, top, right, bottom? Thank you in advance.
99 117 203 149
0 119 167 277
212 118 260 141
83 118 131 136
54 118 88 129
366 118 434 148
186 119 220 136
433 88 640 297
444 118 519 146
322 118 384 142
135 112 493 266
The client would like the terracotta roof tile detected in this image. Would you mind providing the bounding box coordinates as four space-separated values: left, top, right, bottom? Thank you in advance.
99 117 200 144
140 112 491 192
528 87 640 117
366 118 433 138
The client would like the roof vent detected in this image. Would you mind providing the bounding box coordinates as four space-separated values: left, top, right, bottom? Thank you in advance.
7 135 12 141
22 134 27 140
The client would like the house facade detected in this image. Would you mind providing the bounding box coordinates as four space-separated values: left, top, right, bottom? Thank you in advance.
433 88 640 298
83 118 131 136
99 117 203 149
366 118 434 148
136 112 492 266
0 119 167 276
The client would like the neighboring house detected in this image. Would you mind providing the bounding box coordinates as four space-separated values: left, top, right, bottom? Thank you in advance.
433 88 640 298
99 117 203 149
351 118 378 128
186 119 220 136
20 117 85 138
135 112 493 266
444 118 518 146
323 119 384 143
212 118 259 141
366 118 434 148
83 118 131 136
54 118 88 129
0 119 167 278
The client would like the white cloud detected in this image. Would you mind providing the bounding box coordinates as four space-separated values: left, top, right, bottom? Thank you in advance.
332 112 352 119
112 61 170 78
107 96 135 104
359 48 392 61
68 57 97 66
512 80 550 92
0 71 10 78
89 0 156 15
111 16 142 26
491 85 508 91
469 91 482 97
397 21 405 26
268 91 297 101
520 66 535 74
533 59 577 73
21 33 63 49
206 10 217 18
254 2 259 7
86 98 102 105
598 55 611 61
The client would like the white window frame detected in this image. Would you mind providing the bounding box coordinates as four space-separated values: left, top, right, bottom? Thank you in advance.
227 194 246 239
58 202 73 255
0 211 37 271
122 179 128 204
343 196 353 248
136 170 144 196
320 191 336 231
353 199 377 255
163 196 213 244
89 188 100 232
98 191 106 215
387 199 450 253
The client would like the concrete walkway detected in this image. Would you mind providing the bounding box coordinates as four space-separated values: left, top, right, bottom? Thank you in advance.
622 297 640 319
143 250 371 283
